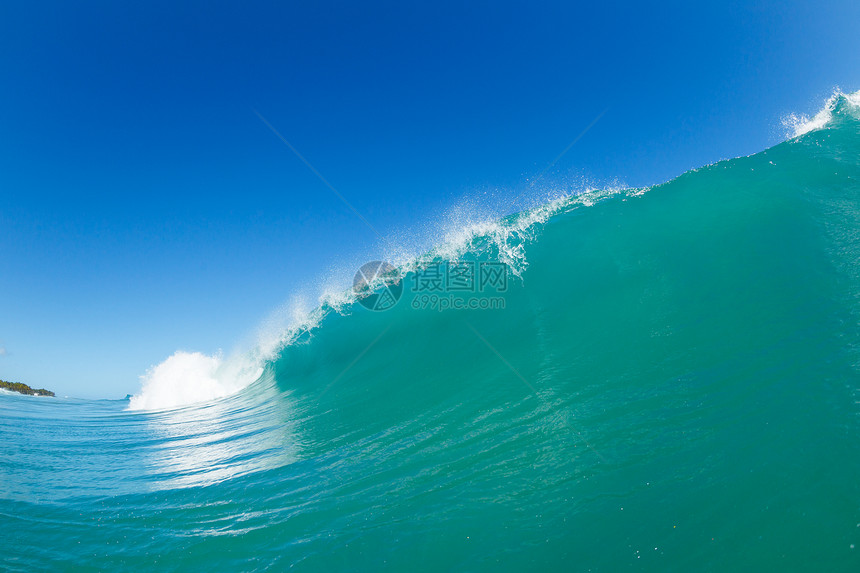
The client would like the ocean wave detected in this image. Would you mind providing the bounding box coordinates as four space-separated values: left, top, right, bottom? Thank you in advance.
127 187 632 411
129 89 860 412
9 92 860 571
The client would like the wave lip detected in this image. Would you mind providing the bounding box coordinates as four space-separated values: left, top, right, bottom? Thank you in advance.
783 89 860 138
127 188 625 412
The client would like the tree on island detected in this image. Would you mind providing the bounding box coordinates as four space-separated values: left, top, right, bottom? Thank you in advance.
0 379 55 397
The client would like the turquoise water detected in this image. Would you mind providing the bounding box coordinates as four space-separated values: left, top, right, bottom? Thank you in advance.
2 94 859 571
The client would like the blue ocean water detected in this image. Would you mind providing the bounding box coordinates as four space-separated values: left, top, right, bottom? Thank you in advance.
2 93 859 571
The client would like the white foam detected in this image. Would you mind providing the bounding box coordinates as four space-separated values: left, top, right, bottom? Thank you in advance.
783 89 860 138
130 352 223 410
128 296 331 411
128 351 265 411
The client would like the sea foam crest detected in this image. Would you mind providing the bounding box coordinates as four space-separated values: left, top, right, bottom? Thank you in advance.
783 89 860 138
128 301 327 411
129 351 257 411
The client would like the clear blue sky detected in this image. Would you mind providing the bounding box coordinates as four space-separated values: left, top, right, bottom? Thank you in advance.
1 1 858 398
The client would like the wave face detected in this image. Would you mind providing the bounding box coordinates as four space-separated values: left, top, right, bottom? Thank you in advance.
2 93 860 571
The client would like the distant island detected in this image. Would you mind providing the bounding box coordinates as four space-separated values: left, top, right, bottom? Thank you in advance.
0 379 55 397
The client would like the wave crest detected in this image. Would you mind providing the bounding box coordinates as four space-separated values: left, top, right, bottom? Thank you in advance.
128 187 632 411
783 89 860 138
